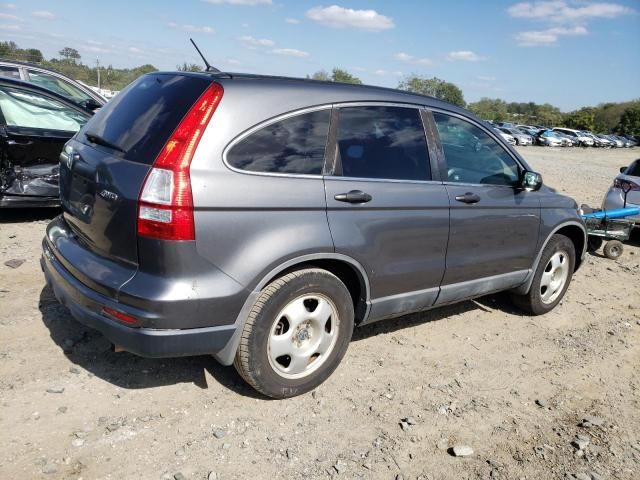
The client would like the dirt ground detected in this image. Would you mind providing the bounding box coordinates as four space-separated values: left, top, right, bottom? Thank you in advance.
1 147 639 480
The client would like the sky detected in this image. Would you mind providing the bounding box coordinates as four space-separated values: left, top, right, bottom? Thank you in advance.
1 0 639 111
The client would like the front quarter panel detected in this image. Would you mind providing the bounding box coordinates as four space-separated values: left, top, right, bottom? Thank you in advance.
512 187 586 294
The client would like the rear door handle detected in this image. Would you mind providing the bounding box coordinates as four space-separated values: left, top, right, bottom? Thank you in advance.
7 139 34 146
455 192 481 204
334 190 372 204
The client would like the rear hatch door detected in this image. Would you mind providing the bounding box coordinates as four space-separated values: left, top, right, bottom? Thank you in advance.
56 73 212 288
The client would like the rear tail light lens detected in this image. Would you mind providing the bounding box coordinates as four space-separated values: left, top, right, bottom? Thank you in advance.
137 83 224 241
613 178 640 191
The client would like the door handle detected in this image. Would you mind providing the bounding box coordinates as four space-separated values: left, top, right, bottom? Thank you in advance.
334 190 372 204
7 139 34 146
455 192 481 204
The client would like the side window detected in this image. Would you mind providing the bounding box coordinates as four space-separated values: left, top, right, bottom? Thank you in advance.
0 66 21 80
227 109 330 175
627 160 640 177
336 106 430 181
433 112 521 186
27 70 93 105
0 86 89 131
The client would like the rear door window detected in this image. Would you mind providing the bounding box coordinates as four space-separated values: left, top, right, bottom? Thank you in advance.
335 106 430 181
227 109 331 175
79 74 210 164
0 66 21 80
27 70 93 105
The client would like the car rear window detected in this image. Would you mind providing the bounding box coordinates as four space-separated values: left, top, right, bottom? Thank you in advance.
227 109 331 175
79 73 210 164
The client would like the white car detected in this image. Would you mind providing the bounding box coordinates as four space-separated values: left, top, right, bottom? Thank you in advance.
552 128 594 147
493 128 516 145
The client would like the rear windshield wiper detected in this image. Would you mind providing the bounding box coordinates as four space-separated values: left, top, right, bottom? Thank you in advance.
84 131 125 153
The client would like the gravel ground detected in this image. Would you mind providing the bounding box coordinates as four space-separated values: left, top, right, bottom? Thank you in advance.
0 147 639 480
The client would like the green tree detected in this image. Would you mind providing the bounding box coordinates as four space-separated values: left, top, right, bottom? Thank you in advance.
331 68 362 84
564 107 596 131
58 47 81 64
398 75 465 107
617 105 640 136
468 98 509 122
177 62 203 72
309 70 330 81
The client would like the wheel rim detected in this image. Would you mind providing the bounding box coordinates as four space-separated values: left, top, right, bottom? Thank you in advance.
267 294 339 380
540 250 570 304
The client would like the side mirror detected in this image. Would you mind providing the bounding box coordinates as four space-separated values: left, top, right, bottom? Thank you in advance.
619 166 627 173
522 171 543 191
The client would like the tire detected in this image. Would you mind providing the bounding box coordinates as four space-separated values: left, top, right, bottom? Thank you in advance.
603 240 623 260
511 234 575 315
234 268 354 399
587 236 603 252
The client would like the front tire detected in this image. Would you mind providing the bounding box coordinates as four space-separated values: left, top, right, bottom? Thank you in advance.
511 234 575 315
234 268 354 399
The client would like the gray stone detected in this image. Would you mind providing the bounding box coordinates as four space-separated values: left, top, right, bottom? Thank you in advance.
573 438 589 450
212 429 226 439
574 474 590 480
208 472 218 480
451 445 474 457
57 406 68 414
583 416 604 427
42 465 57 475
46 387 64 394
174 474 186 480
174 448 185 456
403 416 417 425
535 399 548 408
588 472 604 480
71 438 85 447
4 259 25 269
222 443 231 450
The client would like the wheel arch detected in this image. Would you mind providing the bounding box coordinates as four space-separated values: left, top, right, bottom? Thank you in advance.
512 220 587 295
213 253 371 366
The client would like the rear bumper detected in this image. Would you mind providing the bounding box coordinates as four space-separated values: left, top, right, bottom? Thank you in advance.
41 241 236 358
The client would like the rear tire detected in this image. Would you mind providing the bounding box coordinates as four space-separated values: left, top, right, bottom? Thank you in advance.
603 240 623 260
511 234 575 315
234 268 354 399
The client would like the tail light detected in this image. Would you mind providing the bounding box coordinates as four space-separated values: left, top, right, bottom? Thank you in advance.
137 83 224 240
613 178 640 191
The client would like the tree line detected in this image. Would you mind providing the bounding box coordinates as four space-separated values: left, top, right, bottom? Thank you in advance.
2 41 638 135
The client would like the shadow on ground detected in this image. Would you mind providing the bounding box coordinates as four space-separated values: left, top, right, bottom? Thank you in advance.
39 284 522 397
1 207 60 224
38 285 266 399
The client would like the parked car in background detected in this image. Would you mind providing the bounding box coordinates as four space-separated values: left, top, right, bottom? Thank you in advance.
0 78 93 207
551 131 576 147
498 127 533 146
494 127 516 145
582 132 611 148
604 135 624 148
535 129 564 147
40 70 586 398
552 128 594 147
602 159 640 222
0 60 106 111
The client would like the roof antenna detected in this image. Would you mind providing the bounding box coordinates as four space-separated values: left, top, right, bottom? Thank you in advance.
190 38 220 73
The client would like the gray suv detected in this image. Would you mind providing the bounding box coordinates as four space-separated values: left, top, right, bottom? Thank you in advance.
41 72 587 398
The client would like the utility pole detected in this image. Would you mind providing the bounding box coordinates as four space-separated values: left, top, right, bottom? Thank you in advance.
96 57 101 90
